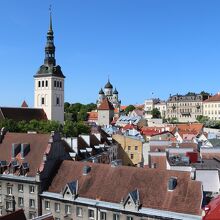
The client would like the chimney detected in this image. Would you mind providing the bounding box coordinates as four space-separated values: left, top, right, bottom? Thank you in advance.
168 177 177 191
83 165 91 175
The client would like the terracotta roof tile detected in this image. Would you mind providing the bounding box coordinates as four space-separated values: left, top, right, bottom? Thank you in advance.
48 160 202 216
0 107 47 122
98 98 114 110
0 132 51 176
0 209 26 220
204 94 220 102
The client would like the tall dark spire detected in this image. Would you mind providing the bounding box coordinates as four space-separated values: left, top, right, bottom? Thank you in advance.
44 8 56 66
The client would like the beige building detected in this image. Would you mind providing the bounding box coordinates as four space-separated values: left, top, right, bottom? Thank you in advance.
203 93 220 120
98 98 114 126
166 93 208 122
113 134 143 166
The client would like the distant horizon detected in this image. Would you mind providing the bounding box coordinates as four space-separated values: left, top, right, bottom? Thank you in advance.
0 0 220 107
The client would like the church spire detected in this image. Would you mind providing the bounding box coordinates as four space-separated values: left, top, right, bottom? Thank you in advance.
44 7 56 66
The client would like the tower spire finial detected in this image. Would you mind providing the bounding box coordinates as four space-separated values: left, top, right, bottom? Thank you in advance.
49 5 53 32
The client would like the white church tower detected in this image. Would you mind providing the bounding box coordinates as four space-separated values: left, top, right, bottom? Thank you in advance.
34 12 65 123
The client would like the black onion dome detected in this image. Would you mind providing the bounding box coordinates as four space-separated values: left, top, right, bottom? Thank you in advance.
99 88 104 94
104 80 113 89
113 88 118 94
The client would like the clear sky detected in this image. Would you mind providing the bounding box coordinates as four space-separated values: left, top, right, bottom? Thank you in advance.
0 0 220 106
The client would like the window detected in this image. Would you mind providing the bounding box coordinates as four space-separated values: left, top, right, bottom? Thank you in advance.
100 211 106 220
54 80 57 87
18 197 24 207
60 81 62 88
29 185 35 193
7 186 12 195
130 154 134 159
88 209 95 219
29 212 36 219
55 203 60 212
127 217 133 220
38 81 41 87
46 80 48 87
135 146 138 150
18 184 23 192
6 201 12 210
45 201 50 210
77 207 83 217
41 97 45 105
128 146 131 150
113 214 120 220
29 199 35 208
65 205 71 215
42 81 44 87
55 218 60 220
56 97 60 105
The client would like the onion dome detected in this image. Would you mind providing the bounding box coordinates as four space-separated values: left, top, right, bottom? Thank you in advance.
113 88 118 94
99 88 104 94
104 80 113 89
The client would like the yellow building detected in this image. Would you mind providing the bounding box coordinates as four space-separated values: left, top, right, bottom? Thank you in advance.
113 134 143 166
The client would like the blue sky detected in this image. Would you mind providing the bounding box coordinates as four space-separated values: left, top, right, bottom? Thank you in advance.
0 0 220 106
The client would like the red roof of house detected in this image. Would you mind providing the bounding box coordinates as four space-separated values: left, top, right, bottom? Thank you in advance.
87 112 98 121
204 94 220 102
48 160 202 216
203 195 220 220
21 100 28 108
0 132 51 177
0 209 26 220
98 98 114 110
123 124 137 130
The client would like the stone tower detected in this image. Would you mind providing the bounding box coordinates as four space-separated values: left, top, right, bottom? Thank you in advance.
34 13 65 123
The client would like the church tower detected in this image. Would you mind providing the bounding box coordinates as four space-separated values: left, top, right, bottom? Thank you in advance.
34 12 65 123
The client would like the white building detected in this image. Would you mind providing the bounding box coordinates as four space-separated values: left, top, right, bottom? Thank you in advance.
34 14 65 124
144 98 166 119
203 93 220 120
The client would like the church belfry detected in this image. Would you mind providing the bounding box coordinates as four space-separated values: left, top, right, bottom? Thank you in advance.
34 11 65 124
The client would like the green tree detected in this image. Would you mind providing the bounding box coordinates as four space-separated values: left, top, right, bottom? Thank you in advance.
151 108 161 118
63 120 78 137
124 105 135 115
0 119 18 132
76 122 90 135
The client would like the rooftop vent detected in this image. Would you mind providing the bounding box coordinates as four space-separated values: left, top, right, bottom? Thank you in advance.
168 177 177 191
83 165 91 175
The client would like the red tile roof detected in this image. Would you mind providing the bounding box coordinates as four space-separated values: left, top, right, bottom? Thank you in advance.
0 132 51 177
48 160 202 216
204 94 220 102
87 112 98 121
203 195 220 220
98 98 114 110
0 107 47 122
21 101 28 108
0 209 26 220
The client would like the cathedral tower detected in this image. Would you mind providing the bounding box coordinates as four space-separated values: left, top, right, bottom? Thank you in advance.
34 12 65 123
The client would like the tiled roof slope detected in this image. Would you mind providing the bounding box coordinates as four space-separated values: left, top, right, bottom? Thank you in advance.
0 132 51 177
48 160 202 216
204 94 220 102
98 98 114 110
0 209 26 220
0 107 47 122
